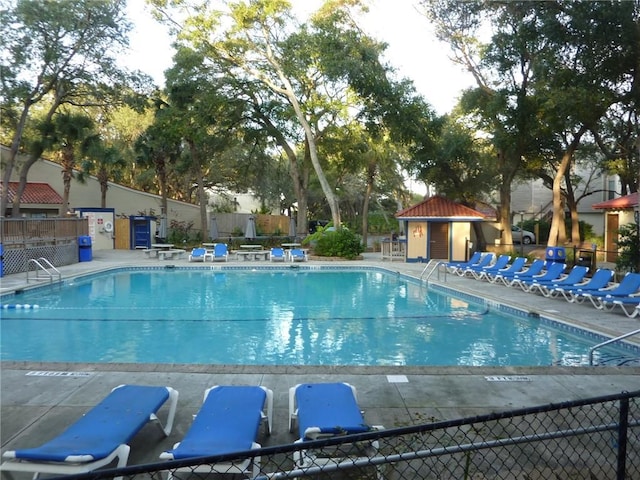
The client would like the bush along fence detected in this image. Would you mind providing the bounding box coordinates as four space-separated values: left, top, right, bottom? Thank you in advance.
52 389 638 480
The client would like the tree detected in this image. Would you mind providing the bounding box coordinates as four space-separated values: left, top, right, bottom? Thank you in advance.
135 101 182 220
1 0 150 216
422 1 545 246
79 144 126 208
527 1 638 245
150 0 417 237
615 223 640 273
416 113 500 248
47 111 101 213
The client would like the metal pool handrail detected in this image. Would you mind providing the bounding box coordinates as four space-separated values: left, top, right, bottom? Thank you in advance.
420 260 445 282
26 257 62 284
589 328 640 365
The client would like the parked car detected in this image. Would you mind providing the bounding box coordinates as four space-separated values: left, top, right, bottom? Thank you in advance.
511 226 536 244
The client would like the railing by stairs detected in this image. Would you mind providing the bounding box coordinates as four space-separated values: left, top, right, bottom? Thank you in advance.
26 257 62 284
420 259 446 282
589 328 640 365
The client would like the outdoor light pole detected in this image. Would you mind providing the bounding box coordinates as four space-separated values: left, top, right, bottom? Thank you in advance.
519 211 525 258
635 204 640 272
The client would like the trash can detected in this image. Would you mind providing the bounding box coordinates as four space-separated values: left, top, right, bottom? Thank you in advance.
545 246 566 267
577 250 594 270
78 235 92 262
0 244 3 277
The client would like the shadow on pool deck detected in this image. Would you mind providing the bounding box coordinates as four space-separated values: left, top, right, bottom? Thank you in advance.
1 250 639 471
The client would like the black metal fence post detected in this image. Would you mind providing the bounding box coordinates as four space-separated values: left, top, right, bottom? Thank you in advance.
617 397 629 480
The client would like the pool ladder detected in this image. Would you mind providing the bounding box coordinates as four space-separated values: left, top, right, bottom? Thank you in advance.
26 257 62 284
420 260 446 282
589 328 640 366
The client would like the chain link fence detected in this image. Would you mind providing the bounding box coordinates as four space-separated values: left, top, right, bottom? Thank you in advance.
51 390 639 480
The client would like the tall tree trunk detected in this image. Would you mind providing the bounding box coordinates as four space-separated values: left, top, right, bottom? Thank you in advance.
60 147 75 214
361 161 377 249
497 150 518 246
12 149 42 217
269 63 341 227
154 155 169 221
290 100 340 227
548 127 586 246
563 168 580 245
2 99 33 216
187 140 208 239
98 167 108 208
10 95 62 216
259 112 310 236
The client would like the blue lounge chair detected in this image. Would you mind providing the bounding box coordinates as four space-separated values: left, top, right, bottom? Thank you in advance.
484 257 527 283
455 253 495 277
576 273 640 308
290 248 308 262
288 382 382 468
189 247 212 262
160 385 272 479
270 247 286 262
212 243 228 262
443 251 483 274
511 262 567 291
529 265 590 296
469 255 511 279
1 385 178 480
549 269 615 302
493 259 546 286
604 297 640 318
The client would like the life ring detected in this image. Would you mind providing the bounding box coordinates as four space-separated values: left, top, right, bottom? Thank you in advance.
104 221 113 232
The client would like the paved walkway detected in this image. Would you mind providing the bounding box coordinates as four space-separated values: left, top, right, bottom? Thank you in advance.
1 250 639 472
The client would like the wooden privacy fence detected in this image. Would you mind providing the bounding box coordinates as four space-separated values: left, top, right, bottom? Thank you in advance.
212 213 292 238
0 218 88 275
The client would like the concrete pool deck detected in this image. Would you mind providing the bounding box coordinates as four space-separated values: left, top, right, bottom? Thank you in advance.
1 249 639 472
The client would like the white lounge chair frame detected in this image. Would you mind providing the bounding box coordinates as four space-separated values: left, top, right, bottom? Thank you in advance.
1 385 178 480
288 383 383 473
161 385 272 480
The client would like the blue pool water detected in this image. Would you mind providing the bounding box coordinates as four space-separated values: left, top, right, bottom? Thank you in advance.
0 267 633 366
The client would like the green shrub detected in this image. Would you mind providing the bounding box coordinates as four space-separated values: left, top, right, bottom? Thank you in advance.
615 223 640 273
306 227 364 259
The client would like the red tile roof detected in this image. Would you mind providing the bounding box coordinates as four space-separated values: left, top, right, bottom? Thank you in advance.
592 192 638 210
396 195 486 220
0 182 63 204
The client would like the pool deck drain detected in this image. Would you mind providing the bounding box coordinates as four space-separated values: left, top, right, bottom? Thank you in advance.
1 250 639 469
387 375 409 383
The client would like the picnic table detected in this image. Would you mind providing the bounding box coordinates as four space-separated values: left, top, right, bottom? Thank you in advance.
143 244 186 260
237 245 269 261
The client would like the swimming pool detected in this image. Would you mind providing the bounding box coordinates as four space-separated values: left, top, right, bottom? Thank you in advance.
0 266 635 366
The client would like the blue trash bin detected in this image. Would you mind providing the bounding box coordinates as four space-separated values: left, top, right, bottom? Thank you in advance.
78 236 92 262
545 246 566 267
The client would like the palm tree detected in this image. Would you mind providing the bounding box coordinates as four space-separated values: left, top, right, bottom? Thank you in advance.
49 112 99 213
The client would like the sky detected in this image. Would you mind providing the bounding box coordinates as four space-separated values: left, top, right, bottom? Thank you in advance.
124 0 474 115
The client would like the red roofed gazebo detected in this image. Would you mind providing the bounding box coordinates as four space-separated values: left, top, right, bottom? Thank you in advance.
592 192 639 263
0 182 63 216
395 196 486 263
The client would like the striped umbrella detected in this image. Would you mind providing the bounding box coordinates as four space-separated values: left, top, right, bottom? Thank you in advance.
209 217 219 241
244 215 257 240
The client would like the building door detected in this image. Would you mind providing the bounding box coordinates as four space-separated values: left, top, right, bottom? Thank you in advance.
606 214 619 262
429 222 449 259
130 216 152 249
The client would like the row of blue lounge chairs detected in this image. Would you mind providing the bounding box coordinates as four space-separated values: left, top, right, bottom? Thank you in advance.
188 245 308 262
444 252 640 318
1 382 380 479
